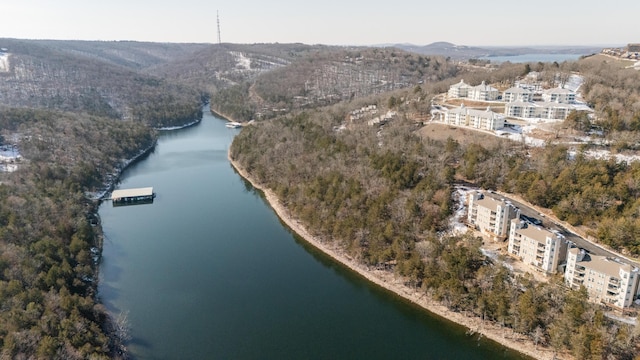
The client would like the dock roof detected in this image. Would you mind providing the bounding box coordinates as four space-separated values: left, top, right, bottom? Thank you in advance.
112 187 154 199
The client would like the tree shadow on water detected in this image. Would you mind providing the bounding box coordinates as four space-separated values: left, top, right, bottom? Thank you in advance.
126 336 153 360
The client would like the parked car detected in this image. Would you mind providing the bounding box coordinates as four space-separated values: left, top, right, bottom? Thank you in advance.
520 214 542 226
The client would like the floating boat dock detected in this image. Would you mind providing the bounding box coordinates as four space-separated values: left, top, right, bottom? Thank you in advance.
111 187 155 204
225 121 242 128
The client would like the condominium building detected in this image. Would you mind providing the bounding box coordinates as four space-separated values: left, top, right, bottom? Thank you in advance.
443 105 505 131
467 81 499 101
508 220 568 274
448 79 471 98
448 80 499 101
502 87 533 103
467 192 520 241
565 248 640 311
542 87 576 104
505 101 574 120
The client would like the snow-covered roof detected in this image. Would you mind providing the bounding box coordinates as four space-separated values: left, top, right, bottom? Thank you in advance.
504 87 532 94
447 105 503 118
544 87 574 95
450 79 470 88
471 80 497 92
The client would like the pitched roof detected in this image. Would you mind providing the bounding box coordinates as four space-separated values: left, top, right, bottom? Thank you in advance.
471 80 497 92
504 87 532 94
450 79 470 88
569 248 635 278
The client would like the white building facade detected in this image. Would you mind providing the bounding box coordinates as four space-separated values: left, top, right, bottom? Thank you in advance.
448 79 471 98
565 248 640 311
504 101 574 120
503 87 533 103
443 105 505 131
467 81 499 101
542 87 576 104
468 192 520 240
508 220 568 274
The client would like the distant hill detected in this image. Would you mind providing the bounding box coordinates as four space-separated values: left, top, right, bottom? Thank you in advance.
210 46 459 121
28 39 210 70
146 42 329 95
390 42 603 60
0 38 203 127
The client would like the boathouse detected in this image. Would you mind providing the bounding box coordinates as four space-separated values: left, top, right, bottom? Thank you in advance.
111 187 155 204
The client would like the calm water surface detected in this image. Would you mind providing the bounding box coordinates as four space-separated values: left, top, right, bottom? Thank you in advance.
98 111 528 359
481 53 585 63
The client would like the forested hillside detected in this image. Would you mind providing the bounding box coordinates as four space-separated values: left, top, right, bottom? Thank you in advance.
211 47 458 121
229 52 640 357
0 39 203 128
2 37 639 358
230 98 639 358
578 55 640 147
148 43 327 97
0 107 156 359
29 40 209 71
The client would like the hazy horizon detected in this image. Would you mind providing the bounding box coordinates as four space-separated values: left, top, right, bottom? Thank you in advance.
2 0 638 47
0 37 624 49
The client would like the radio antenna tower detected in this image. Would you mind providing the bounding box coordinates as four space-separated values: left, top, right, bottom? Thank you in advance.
216 11 222 45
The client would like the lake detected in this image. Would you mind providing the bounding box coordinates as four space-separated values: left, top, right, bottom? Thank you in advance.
98 110 528 359
481 53 586 63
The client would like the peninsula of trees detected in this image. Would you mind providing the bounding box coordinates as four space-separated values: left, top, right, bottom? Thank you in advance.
230 54 640 359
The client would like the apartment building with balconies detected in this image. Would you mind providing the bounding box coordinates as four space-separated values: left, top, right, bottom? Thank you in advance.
508 219 568 274
448 80 499 101
504 101 574 120
443 105 505 131
542 87 576 104
565 248 640 311
448 79 471 98
467 81 499 101
467 191 520 241
503 87 533 103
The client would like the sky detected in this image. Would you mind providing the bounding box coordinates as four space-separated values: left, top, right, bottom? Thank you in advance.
1 0 638 47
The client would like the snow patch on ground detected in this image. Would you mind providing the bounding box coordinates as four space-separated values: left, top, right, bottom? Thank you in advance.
0 145 20 172
0 145 20 161
449 186 472 235
495 125 546 147
0 164 18 172
605 312 637 326
156 118 201 131
231 51 251 70
564 74 584 93
567 148 640 163
494 124 640 163
450 185 516 271
0 52 9 72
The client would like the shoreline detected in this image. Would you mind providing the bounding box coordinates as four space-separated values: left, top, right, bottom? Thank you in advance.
209 105 233 122
228 151 566 360
92 115 203 357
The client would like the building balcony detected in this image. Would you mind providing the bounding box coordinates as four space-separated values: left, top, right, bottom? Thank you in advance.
570 283 582 291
